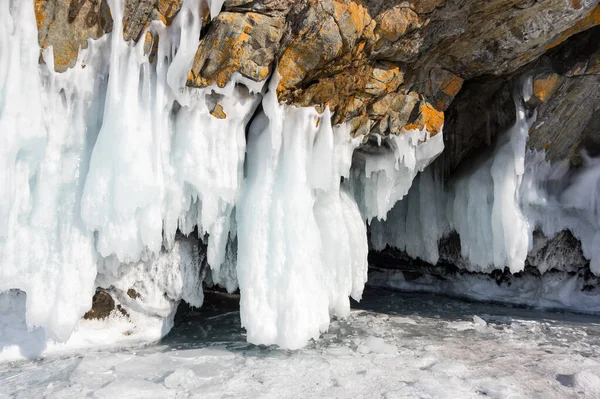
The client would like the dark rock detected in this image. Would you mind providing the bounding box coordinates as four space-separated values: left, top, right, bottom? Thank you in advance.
84 290 117 320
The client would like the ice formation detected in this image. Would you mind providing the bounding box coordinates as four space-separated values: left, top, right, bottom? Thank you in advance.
0 0 448 354
236 79 370 349
349 130 445 222
372 80 600 276
0 0 250 346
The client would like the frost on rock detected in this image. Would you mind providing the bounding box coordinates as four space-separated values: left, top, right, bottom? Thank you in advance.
236 78 369 349
372 78 600 276
97 236 206 320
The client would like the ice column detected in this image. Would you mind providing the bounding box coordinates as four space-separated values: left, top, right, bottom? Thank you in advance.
236 80 368 349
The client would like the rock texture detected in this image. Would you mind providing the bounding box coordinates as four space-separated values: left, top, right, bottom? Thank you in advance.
440 22 600 176
527 26 600 165
83 290 127 320
35 0 600 145
35 0 185 72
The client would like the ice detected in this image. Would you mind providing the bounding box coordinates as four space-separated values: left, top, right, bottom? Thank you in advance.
357 336 398 354
1 0 386 353
0 0 255 349
349 129 444 222
8 0 598 358
373 79 600 275
236 77 368 349
370 165 449 265
97 237 206 319
5 288 600 398
369 264 600 313
0 0 100 342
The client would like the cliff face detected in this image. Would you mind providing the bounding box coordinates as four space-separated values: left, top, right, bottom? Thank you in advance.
34 0 600 171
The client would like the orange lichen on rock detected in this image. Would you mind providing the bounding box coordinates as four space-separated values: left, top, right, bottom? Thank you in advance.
34 0 46 31
404 101 444 136
188 11 283 88
210 104 227 119
533 74 560 102
375 7 420 42
157 0 183 25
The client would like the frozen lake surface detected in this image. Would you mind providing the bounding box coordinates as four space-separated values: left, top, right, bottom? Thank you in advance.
2 288 600 398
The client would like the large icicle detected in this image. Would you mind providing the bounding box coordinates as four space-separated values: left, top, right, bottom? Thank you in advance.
236 79 368 349
0 0 102 341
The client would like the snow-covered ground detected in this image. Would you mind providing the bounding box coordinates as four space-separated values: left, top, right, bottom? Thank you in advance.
2 288 600 398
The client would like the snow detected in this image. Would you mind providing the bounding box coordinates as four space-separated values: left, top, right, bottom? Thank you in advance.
3 288 600 399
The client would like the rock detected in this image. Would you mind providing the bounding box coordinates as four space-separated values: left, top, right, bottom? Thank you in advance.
35 0 184 72
35 0 112 72
422 1 600 79
33 0 600 165
188 10 287 88
527 230 588 274
526 26 600 164
84 290 117 320
210 103 227 119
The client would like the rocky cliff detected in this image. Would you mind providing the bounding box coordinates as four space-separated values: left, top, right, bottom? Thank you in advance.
34 0 600 171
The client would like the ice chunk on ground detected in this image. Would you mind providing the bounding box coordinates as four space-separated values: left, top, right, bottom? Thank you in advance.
357 336 398 354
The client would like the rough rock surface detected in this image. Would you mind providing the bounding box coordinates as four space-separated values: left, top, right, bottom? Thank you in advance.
83 290 118 320
35 0 600 143
527 26 600 165
35 0 183 72
440 23 600 176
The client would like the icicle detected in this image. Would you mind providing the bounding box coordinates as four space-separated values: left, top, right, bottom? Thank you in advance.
236 77 368 349
349 128 445 222
0 0 254 347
